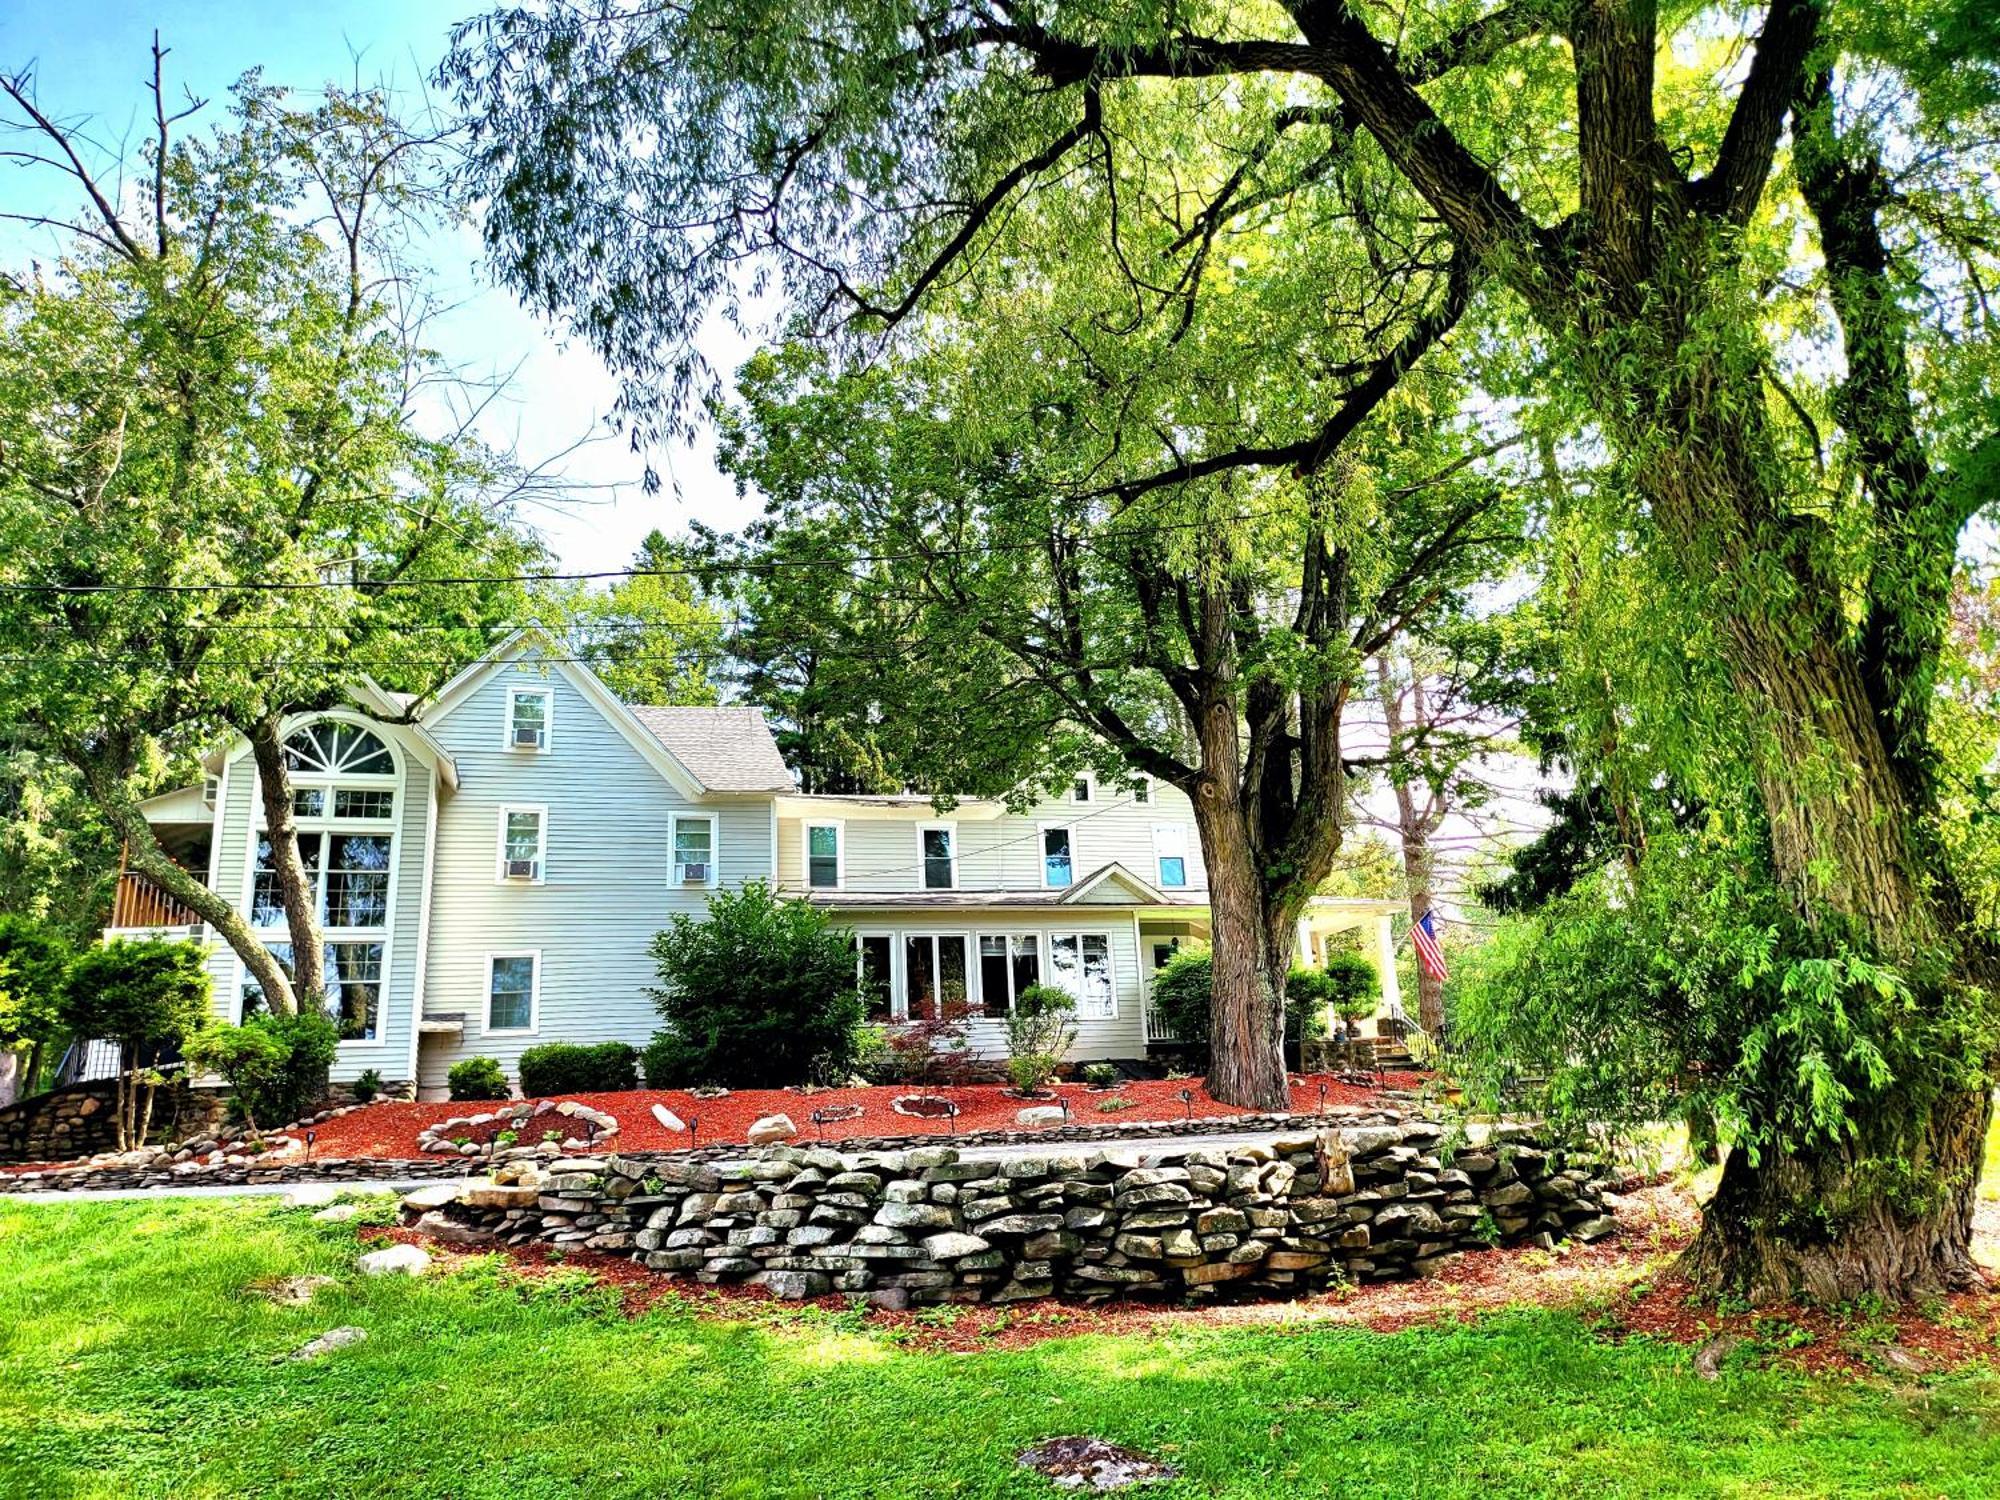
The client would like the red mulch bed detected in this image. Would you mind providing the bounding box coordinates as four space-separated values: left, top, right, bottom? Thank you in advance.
371 1181 2000 1374
307 1072 1427 1161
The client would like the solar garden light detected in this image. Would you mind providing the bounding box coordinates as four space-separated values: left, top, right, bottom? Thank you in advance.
687 1116 699 1150
1178 1087 1194 1121
305 1130 315 1163
1318 1082 1329 1115
811 1108 827 1140
1059 1096 1070 1123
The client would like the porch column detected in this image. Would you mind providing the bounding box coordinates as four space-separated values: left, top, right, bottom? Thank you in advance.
1373 912 1402 1021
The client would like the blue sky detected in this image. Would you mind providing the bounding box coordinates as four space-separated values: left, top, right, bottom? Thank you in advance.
0 0 755 573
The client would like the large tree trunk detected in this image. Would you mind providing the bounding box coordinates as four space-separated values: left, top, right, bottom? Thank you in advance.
1191 757 1292 1112
1685 1086 1992 1302
1609 311 1992 1299
246 714 325 1006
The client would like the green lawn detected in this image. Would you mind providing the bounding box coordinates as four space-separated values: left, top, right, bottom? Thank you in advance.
1 1199 1996 1499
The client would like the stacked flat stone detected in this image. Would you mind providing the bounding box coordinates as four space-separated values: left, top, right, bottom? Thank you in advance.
400 1121 1619 1307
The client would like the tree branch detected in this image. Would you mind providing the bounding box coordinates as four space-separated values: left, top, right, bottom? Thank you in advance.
1692 0 1824 224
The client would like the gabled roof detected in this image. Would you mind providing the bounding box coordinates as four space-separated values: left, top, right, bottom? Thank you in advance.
1060 862 1171 905
628 706 795 793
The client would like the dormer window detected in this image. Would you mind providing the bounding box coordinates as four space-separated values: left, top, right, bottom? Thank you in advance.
505 686 551 752
497 806 546 882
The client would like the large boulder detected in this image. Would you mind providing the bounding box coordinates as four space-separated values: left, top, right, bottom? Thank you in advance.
357 1243 431 1277
746 1113 798 1146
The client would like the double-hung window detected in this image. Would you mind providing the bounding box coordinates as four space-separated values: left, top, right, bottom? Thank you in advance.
919 824 956 890
505 685 551 752
1072 775 1091 803
671 812 717 887
977 933 1041 1017
497 806 546 883
1132 777 1151 804
1153 824 1189 889
487 952 539 1034
1049 932 1115 1019
902 933 969 1018
855 934 894 1023
1041 825 1074 889
805 821 842 889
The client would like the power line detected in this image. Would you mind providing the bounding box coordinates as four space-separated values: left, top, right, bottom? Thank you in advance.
0 507 1290 597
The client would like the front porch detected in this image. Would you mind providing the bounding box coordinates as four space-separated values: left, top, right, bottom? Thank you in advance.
1136 897 1407 1046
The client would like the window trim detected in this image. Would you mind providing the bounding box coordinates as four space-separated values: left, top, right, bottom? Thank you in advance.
916 821 957 891
670 811 720 889
483 949 542 1037
854 929 896 1023
495 804 548 885
502 684 554 754
1039 822 1076 890
803 819 845 891
1152 822 1190 889
234 937 391 1049
896 929 970 1020
975 930 1043 1017
1048 929 1117 1019
1072 774 1091 803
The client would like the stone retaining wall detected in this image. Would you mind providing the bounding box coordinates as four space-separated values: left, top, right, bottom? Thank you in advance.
405 1121 1616 1307
0 1077 229 1165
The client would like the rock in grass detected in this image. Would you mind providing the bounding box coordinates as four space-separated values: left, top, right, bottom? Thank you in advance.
282 1184 340 1208
312 1203 361 1224
1016 1436 1178 1491
291 1327 368 1361
357 1244 431 1277
254 1274 336 1306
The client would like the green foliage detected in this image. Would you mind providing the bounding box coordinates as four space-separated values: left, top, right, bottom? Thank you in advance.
1004 984 1078 1095
1079 1061 1119 1088
1311 955 1381 1024
351 1068 385 1105
58 940 209 1054
518 1042 639 1099
448 1057 510 1103
646 883 865 1088
184 1011 338 1134
0 914 74 1052
565 530 729 706
1150 949 1340 1049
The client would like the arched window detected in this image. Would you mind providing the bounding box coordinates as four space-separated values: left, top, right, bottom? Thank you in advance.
243 716 397 1043
283 721 396 777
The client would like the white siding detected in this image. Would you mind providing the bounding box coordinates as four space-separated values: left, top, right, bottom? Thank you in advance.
778 780 1205 897
416 653 774 1090
841 908 1148 1060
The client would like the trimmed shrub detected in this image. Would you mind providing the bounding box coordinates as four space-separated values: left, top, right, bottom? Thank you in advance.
646 882 865 1088
518 1040 639 1098
1149 947 1347 1054
352 1067 385 1103
448 1056 509 1102
1319 951 1382 1023
184 1009 339 1134
1004 984 1078 1095
59 938 214 1147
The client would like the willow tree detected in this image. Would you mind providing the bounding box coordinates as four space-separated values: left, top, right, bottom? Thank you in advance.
450 0 1997 1297
0 56 546 1013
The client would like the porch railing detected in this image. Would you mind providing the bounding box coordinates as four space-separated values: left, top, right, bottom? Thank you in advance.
108 870 204 931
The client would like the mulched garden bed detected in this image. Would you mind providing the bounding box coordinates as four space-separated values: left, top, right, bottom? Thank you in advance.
305 1072 1428 1160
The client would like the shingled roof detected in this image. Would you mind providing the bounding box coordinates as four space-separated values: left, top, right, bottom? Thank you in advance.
627 705 795 793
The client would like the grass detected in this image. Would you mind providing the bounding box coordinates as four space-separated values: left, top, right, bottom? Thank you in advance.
2 1200 1998 1498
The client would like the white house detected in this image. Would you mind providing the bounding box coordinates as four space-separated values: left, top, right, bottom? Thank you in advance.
112 631 1405 1095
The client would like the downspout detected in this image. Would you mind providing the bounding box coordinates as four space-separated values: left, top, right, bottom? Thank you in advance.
404 763 441 1092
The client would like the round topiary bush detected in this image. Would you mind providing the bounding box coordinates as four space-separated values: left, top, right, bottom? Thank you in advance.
447 1056 509 1102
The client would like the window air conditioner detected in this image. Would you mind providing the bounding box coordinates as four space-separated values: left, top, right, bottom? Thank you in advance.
505 858 538 880
679 862 708 884
512 723 544 748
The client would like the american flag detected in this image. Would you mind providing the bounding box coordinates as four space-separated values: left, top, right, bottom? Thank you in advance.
1412 909 1449 981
